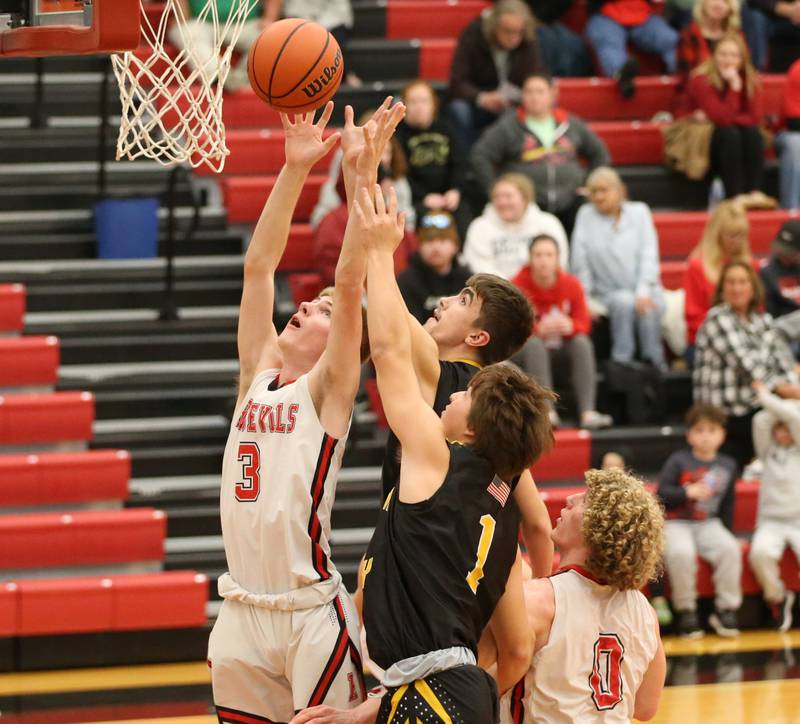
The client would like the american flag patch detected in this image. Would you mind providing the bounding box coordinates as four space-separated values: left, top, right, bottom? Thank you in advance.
487 476 511 506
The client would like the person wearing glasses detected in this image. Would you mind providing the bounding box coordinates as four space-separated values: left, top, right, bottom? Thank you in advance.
398 212 473 324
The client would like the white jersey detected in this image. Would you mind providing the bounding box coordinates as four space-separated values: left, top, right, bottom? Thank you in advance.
219 369 348 600
501 566 658 724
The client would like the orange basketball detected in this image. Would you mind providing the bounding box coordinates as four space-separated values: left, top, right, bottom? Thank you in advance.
247 18 344 113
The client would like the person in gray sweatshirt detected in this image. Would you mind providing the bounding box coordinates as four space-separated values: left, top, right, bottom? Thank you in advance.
749 382 800 631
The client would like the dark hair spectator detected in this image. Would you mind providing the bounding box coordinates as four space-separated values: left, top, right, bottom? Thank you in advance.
684 200 752 353
683 33 773 205
777 59 800 210
447 0 546 149
585 0 679 98
760 220 800 318
693 260 800 467
570 167 667 370
470 74 610 233
397 211 473 324
462 173 568 279
511 234 612 428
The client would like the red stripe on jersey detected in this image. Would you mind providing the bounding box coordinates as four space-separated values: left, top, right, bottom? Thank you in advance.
216 705 284 723
510 676 526 723
308 434 336 580
308 596 350 706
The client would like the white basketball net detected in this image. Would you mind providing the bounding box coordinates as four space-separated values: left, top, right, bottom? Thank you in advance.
111 0 257 173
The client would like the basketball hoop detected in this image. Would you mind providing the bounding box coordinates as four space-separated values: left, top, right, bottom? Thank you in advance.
111 0 257 173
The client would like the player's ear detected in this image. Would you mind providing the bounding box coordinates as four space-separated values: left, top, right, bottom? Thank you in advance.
465 329 490 349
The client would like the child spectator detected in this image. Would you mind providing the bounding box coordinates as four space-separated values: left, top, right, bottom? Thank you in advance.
511 234 612 428
397 212 473 324
601 451 626 469
748 382 800 630
657 404 742 638
777 59 800 210
683 33 773 205
684 200 752 355
571 167 667 370
761 220 800 318
463 173 568 279
585 0 679 98
471 73 610 234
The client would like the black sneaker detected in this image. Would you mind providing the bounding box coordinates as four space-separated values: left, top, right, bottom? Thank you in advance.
616 57 639 99
676 609 704 638
767 591 795 632
709 608 740 637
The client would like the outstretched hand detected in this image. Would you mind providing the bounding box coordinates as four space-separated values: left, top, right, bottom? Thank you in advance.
282 101 341 171
290 705 362 723
354 101 406 181
354 183 405 254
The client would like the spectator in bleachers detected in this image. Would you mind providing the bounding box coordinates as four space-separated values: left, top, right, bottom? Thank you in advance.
693 261 800 467
683 33 774 205
684 200 752 358
511 234 613 428
395 80 472 241
761 220 800 318
676 0 743 90
471 73 610 234
777 59 800 210
657 404 742 638
570 167 667 371
172 0 280 90
748 382 800 631
448 0 545 149
397 211 473 324
585 0 679 98
514 0 594 76
462 173 568 279
740 0 800 72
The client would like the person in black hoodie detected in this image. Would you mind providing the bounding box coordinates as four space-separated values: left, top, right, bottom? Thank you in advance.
397 211 473 324
760 219 800 318
396 80 473 241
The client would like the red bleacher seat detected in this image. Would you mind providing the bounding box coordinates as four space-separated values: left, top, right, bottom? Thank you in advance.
593 121 663 166
531 429 592 482
0 284 25 333
660 260 684 290
655 209 796 259
0 449 130 508
0 508 165 571
386 0 488 39
287 272 325 307
222 175 325 224
0 582 16 636
419 38 457 80
0 391 94 446
0 336 59 388
14 570 207 636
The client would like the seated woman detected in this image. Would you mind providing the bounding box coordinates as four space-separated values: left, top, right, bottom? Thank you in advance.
512 234 612 429
571 167 667 370
683 32 773 205
694 261 800 468
684 200 753 358
462 173 568 279
395 80 472 239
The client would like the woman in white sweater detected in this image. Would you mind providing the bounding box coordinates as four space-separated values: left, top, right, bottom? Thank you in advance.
462 173 568 279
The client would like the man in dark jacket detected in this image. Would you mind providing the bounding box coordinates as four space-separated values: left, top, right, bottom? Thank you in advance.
397 211 473 323
761 220 800 318
448 0 545 150
471 73 610 232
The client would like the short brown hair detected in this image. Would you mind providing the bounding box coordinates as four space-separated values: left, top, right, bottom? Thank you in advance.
468 273 534 364
468 364 555 479
319 287 370 362
583 469 664 590
685 403 727 430
711 260 765 313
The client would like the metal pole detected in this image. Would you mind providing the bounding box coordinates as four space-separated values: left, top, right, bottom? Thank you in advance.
96 58 110 199
30 56 45 129
160 166 180 321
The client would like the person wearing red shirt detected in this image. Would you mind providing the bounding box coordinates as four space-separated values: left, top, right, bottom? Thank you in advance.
684 32 772 204
511 234 612 428
684 200 753 359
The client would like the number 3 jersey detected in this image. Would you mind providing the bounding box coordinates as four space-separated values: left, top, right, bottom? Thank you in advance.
362 443 521 670
502 566 659 724
219 369 348 599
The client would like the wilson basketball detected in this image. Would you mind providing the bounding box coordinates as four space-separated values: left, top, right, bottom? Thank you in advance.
247 18 344 113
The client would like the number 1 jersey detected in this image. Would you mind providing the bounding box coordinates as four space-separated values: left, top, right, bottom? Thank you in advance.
220 369 348 596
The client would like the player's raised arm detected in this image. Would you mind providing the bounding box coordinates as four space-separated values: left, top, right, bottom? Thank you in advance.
514 470 555 577
237 103 340 401
357 186 450 504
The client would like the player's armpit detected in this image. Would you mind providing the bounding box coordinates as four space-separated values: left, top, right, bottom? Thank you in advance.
633 610 666 721
514 471 555 577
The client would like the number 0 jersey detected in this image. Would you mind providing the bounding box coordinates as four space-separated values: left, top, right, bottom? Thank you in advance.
363 443 521 670
219 369 348 598
502 566 659 724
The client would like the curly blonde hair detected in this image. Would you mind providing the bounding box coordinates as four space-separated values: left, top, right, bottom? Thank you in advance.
582 469 664 591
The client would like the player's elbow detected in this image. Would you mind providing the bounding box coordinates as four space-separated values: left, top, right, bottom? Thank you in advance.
495 641 532 693
633 693 661 721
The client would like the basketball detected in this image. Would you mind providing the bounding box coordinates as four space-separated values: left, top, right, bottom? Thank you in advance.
247 18 344 114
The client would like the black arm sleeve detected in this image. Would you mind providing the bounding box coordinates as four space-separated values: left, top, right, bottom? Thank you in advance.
657 453 689 511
